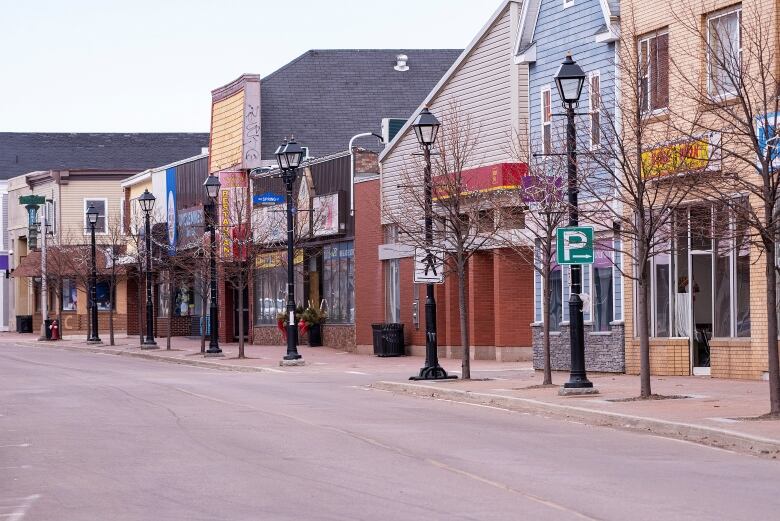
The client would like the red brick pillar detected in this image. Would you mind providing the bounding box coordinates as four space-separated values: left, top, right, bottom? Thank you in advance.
468 252 495 349
493 248 533 348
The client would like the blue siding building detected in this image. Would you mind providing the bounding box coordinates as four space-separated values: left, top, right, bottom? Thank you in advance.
517 0 625 373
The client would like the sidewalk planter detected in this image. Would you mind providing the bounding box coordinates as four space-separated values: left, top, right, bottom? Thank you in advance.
372 323 405 357
308 323 323 347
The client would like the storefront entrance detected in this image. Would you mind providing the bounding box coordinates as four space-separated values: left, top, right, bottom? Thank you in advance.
233 287 249 340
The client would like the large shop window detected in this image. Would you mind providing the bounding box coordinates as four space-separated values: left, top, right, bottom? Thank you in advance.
62 278 77 311
323 241 355 324
95 281 113 311
646 204 750 338
548 266 563 332
384 259 400 323
254 252 304 325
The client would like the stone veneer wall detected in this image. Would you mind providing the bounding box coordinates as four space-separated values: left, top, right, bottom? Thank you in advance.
253 324 355 350
533 323 625 373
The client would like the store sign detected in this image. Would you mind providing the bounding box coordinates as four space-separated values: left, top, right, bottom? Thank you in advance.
313 192 343 236
253 204 285 243
218 170 248 260
177 207 204 248
166 167 177 255
324 242 354 260
253 192 284 206
641 135 718 179
556 226 595 265
433 162 528 200
255 250 303 269
414 247 444 284
756 112 780 170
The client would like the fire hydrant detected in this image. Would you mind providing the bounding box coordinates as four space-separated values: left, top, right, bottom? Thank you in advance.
49 319 60 341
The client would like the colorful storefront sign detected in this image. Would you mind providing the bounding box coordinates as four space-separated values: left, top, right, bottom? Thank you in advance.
166 167 177 255
641 137 715 179
433 162 529 200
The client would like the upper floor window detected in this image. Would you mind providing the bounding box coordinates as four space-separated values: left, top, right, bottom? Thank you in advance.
541 87 552 155
84 198 107 234
707 6 742 98
589 71 601 148
639 31 669 112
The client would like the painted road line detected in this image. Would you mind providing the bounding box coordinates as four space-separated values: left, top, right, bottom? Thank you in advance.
345 371 368 375
0 444 30 449
0 495 40 521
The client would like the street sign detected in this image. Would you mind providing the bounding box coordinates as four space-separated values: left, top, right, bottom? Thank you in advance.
253 192 285 206
414 247 444 284
556 226 595 265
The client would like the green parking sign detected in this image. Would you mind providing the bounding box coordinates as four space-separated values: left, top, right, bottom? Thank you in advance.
556 226 595 265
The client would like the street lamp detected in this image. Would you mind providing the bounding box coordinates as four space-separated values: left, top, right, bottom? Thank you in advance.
139 189 158 349
276 138 305 364
86 203 101 344
554 53 593 391
203 174 223 357
409 107 455 381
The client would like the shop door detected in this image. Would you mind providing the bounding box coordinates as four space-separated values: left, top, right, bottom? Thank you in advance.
690 254 712 374
233 287 250 340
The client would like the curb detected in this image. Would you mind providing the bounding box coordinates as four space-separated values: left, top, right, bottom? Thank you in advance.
371 381 780 459
14 341 281 374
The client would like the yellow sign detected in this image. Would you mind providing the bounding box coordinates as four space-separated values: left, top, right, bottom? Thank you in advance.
641 139 710 179
255 250 304 269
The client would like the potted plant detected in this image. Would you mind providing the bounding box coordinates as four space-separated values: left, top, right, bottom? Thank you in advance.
277 306 305 343
300 301 327 347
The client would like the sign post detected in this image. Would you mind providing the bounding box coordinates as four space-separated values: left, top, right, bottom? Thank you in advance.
556 226 595 265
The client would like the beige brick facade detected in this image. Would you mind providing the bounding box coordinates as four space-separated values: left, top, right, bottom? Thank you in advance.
621 0 778 380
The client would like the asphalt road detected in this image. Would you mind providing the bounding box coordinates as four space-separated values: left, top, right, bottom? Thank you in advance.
2 343 779 521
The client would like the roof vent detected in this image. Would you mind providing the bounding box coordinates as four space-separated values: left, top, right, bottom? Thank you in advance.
394 54 409 72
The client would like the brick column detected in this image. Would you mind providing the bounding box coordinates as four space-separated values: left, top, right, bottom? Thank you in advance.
468 252 495 350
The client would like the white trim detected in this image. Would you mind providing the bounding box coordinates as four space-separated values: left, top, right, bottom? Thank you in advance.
516 42 536 64
83 197 108 235
540 85 552 156
706 6 742 100
589 70 601 150
379 0 520 162
120 152 208 188
563 0 575 8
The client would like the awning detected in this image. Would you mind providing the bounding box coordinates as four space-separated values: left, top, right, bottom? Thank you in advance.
12 247 126 278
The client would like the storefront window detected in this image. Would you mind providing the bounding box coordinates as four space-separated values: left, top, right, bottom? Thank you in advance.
548 266 562 332
254 252 304 325
384 259 400 323
593 265 613 331
323 241 354 324
654 254 671 337
96 281 112 311
714 238 731 337
62 278 77 311
735 217 751 337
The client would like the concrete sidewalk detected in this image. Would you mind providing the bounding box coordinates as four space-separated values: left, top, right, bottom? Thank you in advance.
5 331 780 458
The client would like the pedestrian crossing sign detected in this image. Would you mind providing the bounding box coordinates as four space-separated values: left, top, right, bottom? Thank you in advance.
414 247 444 284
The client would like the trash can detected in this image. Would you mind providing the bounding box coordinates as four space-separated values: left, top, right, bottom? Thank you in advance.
371 324 384 356
44 319 53 340
16 315 33 334
381 323 405 357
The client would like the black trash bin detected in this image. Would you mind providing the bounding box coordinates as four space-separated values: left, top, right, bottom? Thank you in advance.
371 324 384 356
380 323 405 357
16 315 33 334
44 319 53 340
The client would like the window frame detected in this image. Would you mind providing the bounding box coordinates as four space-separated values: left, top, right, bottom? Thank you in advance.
83 198 108 235
541 86 552 156
589 70 601 149
638 30 670 114
706 6 742 100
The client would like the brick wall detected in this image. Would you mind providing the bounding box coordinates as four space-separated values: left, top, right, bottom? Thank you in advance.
354 149 379 175
353 177 384 348
468 251 495 349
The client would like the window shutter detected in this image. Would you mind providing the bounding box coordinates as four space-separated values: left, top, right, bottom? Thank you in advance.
655 33 669 110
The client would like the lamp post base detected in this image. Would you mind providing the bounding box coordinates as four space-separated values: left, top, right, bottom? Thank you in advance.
559 386 599 396
141 341 159 350
204 349 224 358
86 339 103 345
279 358 306 367
410 365 458 381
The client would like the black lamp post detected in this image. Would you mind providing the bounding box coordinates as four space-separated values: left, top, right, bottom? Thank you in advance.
409 107 455 381
139 189 158 349
86 204 101 344
554 53 592 390
203 174 223 357
276 138 305 363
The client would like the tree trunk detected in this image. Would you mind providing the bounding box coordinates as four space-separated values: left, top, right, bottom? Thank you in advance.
137 272 144 346
238 275 245 359
109 275 115 346
637 273 652 399
765 239 780 414
542 260 553 385
167 272 174 350
200 283 207 354
457 260 470 380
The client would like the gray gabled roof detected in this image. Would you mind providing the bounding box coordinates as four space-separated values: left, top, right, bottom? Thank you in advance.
0 133 209 180
260 49 461 159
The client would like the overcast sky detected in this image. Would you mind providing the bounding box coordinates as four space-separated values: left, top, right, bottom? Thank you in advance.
0 0 499 133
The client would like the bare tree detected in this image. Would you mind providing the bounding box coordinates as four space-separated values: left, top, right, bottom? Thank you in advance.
385 102 505 379
579 10 703 398
670 1 780 414
495 129 568 385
